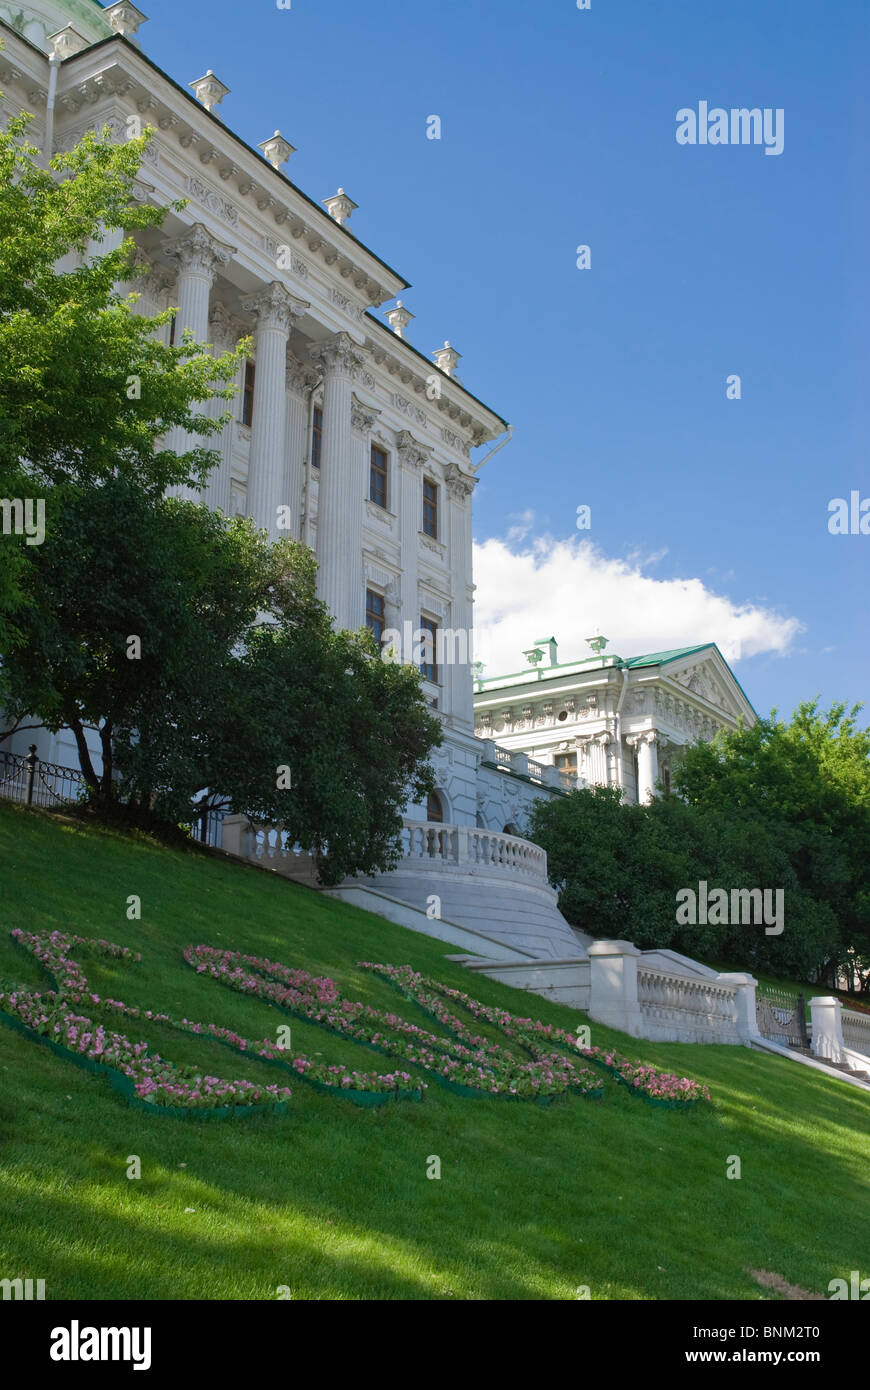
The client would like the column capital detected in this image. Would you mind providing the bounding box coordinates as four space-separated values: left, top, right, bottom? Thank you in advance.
163 221 234 278
351 392 381 434
285 352 320 398
308 331 367 379
241 281 308 335
395 428 431 470
444 461 476 499
627 729 658 749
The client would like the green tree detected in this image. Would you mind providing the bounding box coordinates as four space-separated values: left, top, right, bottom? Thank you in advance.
674 704 870 987
0 104 242 662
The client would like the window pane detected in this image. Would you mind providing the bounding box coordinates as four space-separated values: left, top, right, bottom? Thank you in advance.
312 406 323 469
419 617 438 683
370 446 388 508
366 588 385 642
423 478 438 538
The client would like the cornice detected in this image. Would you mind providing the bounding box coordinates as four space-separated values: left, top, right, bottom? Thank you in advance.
42 40 408 306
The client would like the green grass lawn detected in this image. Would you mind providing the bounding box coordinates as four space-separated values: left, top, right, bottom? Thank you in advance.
1 799 868 1301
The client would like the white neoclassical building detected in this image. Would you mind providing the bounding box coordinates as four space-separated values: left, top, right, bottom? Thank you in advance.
474 636 757 804
0 0 587 958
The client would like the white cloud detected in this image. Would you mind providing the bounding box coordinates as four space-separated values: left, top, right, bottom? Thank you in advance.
472 532 803 675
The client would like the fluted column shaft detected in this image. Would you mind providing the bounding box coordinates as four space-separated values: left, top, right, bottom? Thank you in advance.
445 464 476 729
636 732 659 803
163 223 231 501
241 284 305 541
309 334 367 628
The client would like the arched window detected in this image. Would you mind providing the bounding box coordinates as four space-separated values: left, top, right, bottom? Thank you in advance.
427 791 445 824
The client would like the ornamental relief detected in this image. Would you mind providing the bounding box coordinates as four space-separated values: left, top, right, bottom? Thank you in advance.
394 393 428 429
186 176 239 228
330 288 364 321
263 237 309 280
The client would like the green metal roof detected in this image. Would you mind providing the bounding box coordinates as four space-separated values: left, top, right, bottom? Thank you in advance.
622 644 712 668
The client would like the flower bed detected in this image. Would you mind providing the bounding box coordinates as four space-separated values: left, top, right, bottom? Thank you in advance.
0 992 292 1116
6 932 420 1108
361 964 710 1108
187 945 599 1099
4 931 708 1114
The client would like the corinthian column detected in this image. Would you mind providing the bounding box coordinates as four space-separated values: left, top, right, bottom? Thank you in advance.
163 223 233 500
636 731 659 803
240 283 308 540
307 333 368 628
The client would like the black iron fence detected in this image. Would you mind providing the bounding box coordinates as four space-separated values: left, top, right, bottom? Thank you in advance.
0 745 228 847
0 745 87 808
756 983 810 1050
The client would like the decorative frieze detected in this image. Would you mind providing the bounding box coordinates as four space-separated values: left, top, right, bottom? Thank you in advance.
441 426 470 458
330 287 364 321
185 175 239 228
394 393 428 428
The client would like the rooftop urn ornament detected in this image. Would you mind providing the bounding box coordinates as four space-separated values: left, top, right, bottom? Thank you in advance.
47 26 88 58
323 188 358 226
189 71 230 114
103 2 148 37
433 341 461 377
386 301 414 339
586 633 609 656
259 131 295 169
473 661 486 683
523 645 544 666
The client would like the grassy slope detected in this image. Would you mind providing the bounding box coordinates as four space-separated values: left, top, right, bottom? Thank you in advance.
1 800 867 1302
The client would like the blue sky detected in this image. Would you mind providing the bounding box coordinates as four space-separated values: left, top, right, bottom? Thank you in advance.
137 0 869 719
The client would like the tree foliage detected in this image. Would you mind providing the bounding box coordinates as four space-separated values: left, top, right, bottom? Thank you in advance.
530 703 870 987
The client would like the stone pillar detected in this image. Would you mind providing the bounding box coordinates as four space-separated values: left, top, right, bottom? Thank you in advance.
308 333 368 628
396 430 430 657
285 355 320 540
206 300 246 514
445 462 476 730
163 223 232 500
810 996 844 1063
717 973 760 1043
634 731 659 803
241 283 307 540
220 814 253 860
587 940 643 1037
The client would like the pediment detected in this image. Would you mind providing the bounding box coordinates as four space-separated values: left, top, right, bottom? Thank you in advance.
667 657 743 718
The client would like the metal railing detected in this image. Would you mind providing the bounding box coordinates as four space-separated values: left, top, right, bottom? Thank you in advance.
756 984 810 1050
0 746 87 808
0 745 228 847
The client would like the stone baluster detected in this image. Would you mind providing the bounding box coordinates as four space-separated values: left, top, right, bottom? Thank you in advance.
240 283 307 540
308 333 368 628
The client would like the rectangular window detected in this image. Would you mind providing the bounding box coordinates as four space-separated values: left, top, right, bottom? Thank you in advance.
422 478 438 538
370 444 388 509
555 753 578 775
419 616 438 683
366 589 386 643
242 360 256 427
169 312 177 348
311 405 323 469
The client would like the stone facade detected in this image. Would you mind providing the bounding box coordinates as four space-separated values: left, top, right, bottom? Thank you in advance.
474 638 757 804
